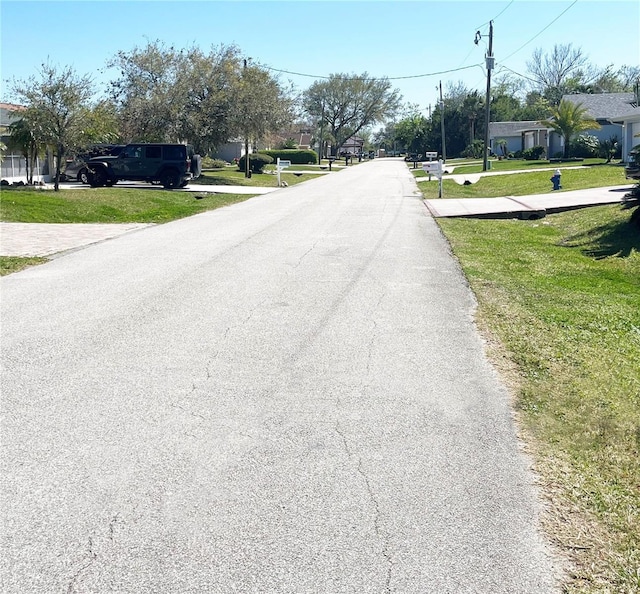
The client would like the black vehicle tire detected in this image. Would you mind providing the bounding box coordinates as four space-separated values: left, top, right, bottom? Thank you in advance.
160 169 180 189
78 168 89 185
190 154 202 179
179 180 189 188
105 179 116 187
87 167 107 188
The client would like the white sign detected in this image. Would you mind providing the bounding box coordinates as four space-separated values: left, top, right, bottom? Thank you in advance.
425 152 438 158
277 159 291 169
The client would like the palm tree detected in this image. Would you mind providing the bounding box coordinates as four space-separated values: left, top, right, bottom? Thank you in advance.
539 99 600 159
7 117 45 185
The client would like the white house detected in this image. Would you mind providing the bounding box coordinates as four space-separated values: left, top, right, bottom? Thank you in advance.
1 103 49 183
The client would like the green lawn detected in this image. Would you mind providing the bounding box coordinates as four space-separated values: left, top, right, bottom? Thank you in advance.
414 157 615 176
417 163 629 199
437 205 640 593
195 168 319 187
0 186 255 224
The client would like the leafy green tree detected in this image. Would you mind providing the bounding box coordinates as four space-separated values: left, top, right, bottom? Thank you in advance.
373 121 399 154
304 73 401 155
10 63 94 190
394 113 429 154
232 59 294 177
461 91 484 145
539 99 601 158
109 41 292 162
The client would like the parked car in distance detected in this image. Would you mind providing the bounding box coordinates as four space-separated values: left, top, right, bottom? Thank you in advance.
86 143 202 189
62 145 124 184
624 145 640 180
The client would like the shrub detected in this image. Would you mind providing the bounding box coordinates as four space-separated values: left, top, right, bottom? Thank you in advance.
461 139 484 159
237 153 274 173
261 149 318 165
598 135 620 162
202 156 227 169
571 134 599 158
521 145 546 160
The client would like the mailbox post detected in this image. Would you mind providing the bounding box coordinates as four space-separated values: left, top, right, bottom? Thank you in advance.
276 158 291 187
422 159 445 198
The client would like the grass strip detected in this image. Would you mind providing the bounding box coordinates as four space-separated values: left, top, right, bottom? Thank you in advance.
0 256 48 276
437 204 640 592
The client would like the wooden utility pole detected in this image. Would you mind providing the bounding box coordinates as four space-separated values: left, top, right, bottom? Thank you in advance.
482 21 494 172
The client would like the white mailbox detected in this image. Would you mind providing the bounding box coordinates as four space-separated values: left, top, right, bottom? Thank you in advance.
422 161 443 175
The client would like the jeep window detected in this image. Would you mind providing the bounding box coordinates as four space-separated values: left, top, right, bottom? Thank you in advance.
123 146 143 159
163 146 186 160
145 146 162 159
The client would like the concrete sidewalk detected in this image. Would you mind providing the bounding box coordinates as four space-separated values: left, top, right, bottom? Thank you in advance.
424 184 635 218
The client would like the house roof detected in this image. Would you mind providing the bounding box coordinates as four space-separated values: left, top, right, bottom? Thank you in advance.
0 103 26 128
562 92 637 122
488 121 550 138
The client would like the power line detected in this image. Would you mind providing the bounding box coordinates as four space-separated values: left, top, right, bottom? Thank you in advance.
496 64 539 84
475 0 515 31
500 0 580 63
259 63 482 82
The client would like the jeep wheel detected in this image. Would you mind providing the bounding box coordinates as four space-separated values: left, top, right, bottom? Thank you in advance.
88 167 107 188
78 168 89 185
160 170 180 189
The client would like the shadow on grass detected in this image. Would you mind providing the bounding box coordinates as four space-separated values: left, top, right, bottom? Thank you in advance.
560 203 640 259
193 175 247 186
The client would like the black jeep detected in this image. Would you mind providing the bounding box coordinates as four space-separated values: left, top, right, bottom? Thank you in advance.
86 143 202 189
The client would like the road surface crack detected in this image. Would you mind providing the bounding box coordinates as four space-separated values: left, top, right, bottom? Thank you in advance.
335 422 392 592
66 537 97 594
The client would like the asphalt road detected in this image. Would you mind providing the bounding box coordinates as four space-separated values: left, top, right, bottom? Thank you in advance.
1 158 557 592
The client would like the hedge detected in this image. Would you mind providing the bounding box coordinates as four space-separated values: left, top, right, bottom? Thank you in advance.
237 153 274 173
261 149 318 165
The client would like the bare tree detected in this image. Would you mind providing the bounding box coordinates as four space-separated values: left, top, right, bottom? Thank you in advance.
526 44 598 105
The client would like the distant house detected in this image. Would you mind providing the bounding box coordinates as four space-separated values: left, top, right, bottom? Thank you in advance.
489 93 639 159
267 128 314 151
562 92 635 158
340 135 364 155
1 102 49 183
488 121 554 157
